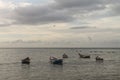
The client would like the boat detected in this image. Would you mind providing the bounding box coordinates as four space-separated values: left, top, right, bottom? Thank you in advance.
78 53 90 58
96 56 104 61
21 57 30 64
62 53 68 58
50 56 63 65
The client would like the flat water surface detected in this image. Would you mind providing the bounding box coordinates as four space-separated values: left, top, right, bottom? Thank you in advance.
0 48 120 80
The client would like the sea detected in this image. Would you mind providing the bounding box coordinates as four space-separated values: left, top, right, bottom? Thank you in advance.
0 48 120 80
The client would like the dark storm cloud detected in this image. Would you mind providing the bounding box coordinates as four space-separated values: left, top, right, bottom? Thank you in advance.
10 0 120 25
108 5 120 17
12 5 74 25
54 0 105 11
70 26 96 29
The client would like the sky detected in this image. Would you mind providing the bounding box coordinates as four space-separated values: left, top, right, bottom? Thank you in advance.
0 0 120 47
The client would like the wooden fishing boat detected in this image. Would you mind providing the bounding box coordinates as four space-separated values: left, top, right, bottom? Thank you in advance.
21 57 30 64
62 53 68 58
96 56 104 61
78 53 90 58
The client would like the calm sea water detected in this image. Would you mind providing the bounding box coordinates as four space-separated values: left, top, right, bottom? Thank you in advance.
0 48 120 80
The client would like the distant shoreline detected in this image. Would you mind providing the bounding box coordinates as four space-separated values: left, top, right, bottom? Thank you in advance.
0 47 120 49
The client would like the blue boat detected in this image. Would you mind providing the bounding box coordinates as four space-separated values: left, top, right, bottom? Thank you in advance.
50 56 63 65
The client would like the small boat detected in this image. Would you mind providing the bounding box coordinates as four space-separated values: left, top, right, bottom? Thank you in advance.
78 53 90 58
50 56 63 65
62 53 68 58
21 57 30 64
96 56 104 61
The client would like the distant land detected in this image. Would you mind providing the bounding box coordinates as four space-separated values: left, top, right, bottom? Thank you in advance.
0 47 120 49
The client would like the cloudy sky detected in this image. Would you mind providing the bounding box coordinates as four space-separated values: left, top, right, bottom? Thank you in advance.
0 0 120 47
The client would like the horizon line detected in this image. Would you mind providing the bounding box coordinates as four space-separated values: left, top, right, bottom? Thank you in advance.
0 47 120 49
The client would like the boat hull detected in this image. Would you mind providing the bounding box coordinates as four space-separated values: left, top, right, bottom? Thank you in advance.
21 60 30 64
50 59 63 65
78 53 90 58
